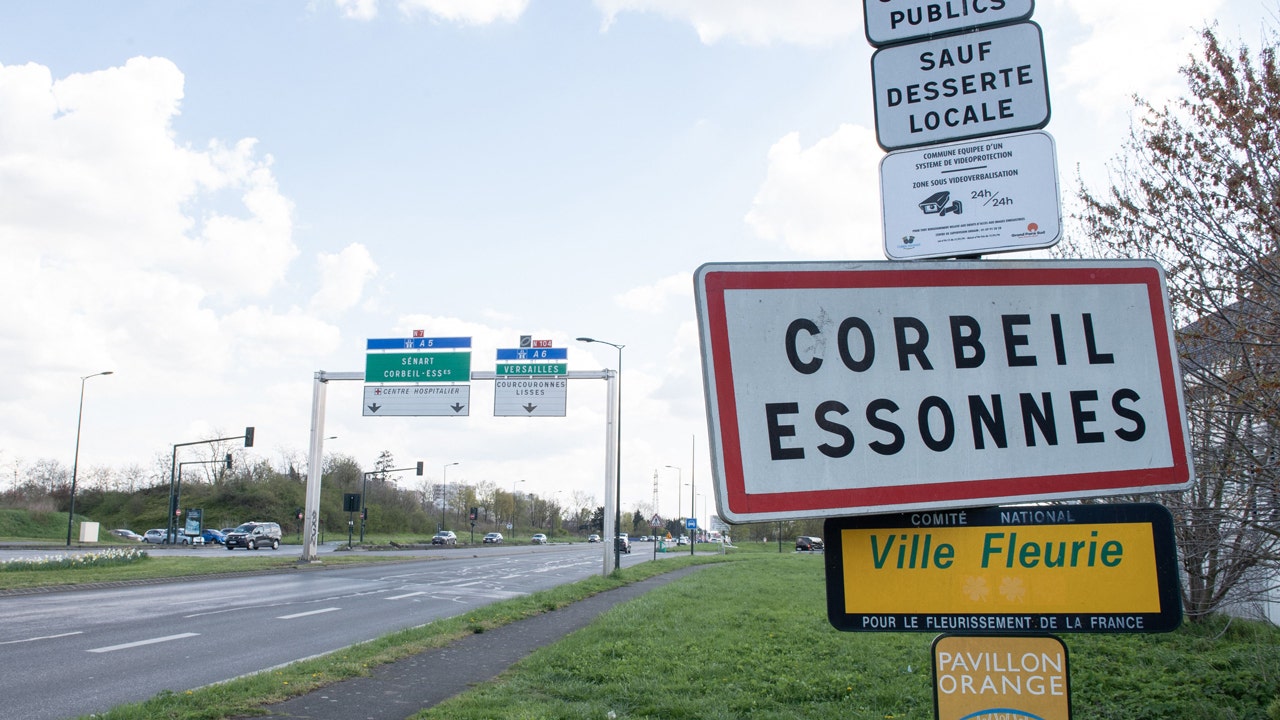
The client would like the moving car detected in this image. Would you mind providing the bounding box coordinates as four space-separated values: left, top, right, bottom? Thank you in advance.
796 535 824 552
587 534 601 543
201 528 227 545
530 533 548 545
483 532 503 544
109 529 143 542
616 533 631 554
431 530 457 545
224 521 282 550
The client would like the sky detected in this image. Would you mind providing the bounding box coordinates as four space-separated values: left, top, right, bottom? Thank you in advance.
0 0 1268 526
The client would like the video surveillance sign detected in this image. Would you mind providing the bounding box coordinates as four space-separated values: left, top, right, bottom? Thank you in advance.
881 130 1060 259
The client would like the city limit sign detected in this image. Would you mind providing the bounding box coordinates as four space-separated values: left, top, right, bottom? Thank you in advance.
694 260 1193 523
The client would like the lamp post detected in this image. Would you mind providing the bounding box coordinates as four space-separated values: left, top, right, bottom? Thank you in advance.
665 465 681 531
441 462 459 530
67 371 113 546
577 336 624 573
511 478 526 533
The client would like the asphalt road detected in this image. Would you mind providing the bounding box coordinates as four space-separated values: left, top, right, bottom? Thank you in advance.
0 541 668 720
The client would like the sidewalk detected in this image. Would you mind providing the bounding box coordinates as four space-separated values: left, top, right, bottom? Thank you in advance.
246 564 712 720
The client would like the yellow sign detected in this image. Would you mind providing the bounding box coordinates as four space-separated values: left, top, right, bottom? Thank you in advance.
932 635 1071 720
824 504 1182 633
841 521 1160 614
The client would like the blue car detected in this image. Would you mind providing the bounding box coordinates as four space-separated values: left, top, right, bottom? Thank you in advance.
201 528 227 545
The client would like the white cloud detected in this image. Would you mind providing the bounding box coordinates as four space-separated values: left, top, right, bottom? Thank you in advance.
311 243 379 314
745 124 884 260
336 0 379 20
1044 0 1226 118
397 0 529 24
615 272 691 314
594 0 860 45
0 56 326 462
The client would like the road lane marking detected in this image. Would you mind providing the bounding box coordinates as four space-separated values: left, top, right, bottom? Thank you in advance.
1 631 83 645
277 607 341 619
88 632 199 653
385 591 428 600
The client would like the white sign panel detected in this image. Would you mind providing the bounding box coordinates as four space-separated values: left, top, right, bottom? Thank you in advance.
881 131 1060 259
872 22 1050 150
363 385 470 417
694 260 1193 523
864 0 1035 47
494 377 568 417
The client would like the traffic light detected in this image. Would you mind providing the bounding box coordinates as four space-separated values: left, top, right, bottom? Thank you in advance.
469 507 478 521
361 508 368 521
225 453 233 470
295 508 303 520
416 461 424 475
244 426 255 447
174 507 181 517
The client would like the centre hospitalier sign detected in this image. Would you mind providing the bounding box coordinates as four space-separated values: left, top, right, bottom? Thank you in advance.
694 260 1193 523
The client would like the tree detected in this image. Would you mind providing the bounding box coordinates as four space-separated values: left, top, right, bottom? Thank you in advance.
1069 24 1280 619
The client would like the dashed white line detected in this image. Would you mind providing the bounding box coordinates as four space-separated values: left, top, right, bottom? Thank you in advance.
88 632 199 653
1 631 83 645
385 591 428 600
276 607 341 619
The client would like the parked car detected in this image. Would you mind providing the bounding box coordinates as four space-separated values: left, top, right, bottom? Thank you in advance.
201 528 227 545
142 528 190 544
530 533 548 545
587 534 601 543
224 521 282 550
616 533 631 554
109 529 143 542
796 535 824 552
483 532 504 544
676 536 689 546
431 531 457 545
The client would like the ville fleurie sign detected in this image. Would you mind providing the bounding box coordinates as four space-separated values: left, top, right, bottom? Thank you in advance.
824 503 1182 634
693 260 1193 523
871 21 1050 150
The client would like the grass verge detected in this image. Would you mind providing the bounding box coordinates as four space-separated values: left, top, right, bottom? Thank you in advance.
411 553 1280 720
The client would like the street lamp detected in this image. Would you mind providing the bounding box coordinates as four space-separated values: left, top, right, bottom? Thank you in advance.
512 478 526 532
67 371 113 546
577 336 624 573
441 462 459 530
665 465 681 526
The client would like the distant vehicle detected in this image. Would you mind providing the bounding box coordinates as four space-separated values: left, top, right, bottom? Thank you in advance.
142 528 190 544
220 528 237 535
200 528 227 545
676 536 689 546
224 521 282 550
587 534 601 543
616 533 631 554
796 536 824 552
530 533 548 545
483 532 504 544
109 529 143 542
432 531 457 545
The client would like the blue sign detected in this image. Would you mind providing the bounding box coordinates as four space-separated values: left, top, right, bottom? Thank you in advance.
367 337 471 350
685 518 697 529
496 348 568 360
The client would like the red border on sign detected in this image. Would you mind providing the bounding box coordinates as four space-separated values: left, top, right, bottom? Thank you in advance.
701 264 1190 517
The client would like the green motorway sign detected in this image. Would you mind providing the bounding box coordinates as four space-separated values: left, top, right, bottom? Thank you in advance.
365 352 471 383
496 362 567 376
